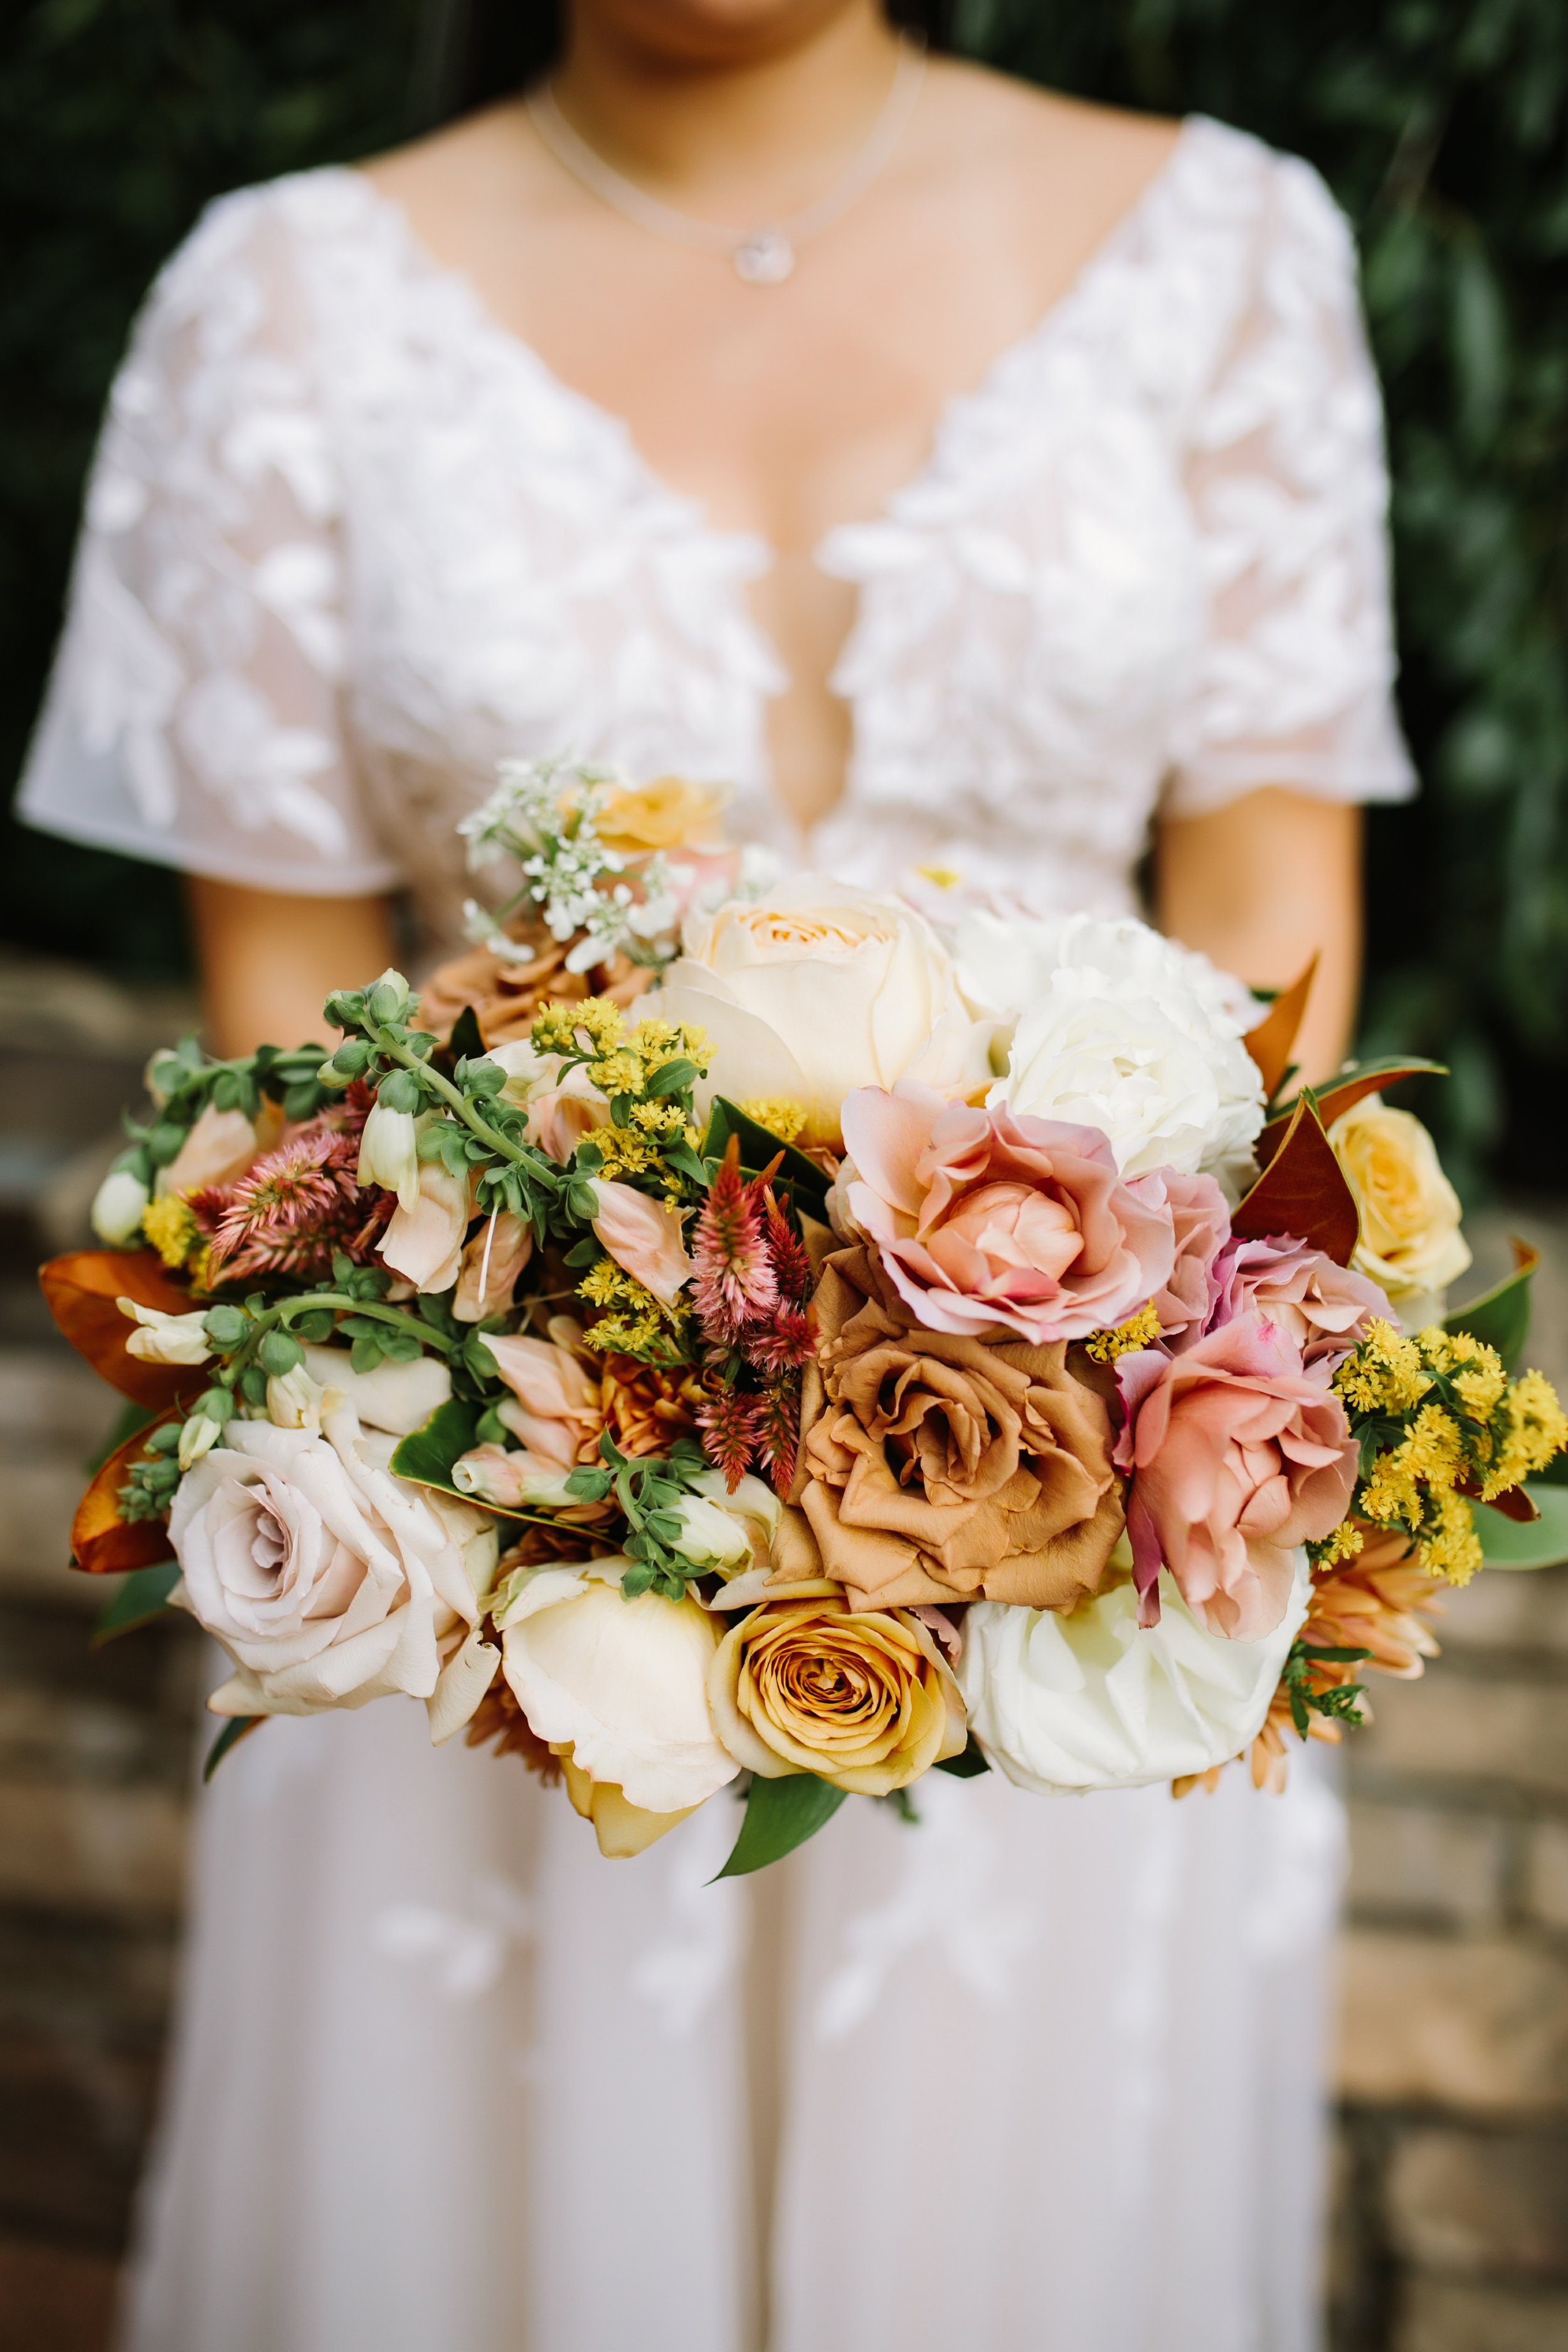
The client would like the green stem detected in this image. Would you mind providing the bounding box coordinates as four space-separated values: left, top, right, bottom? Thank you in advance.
255 1291 457 1357
374 1027 540 1170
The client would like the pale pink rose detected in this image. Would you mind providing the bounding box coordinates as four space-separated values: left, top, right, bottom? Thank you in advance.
588 1179 694 1311
378 1163 472 1293
1115 1315 1357 1642
1209 1235 1391 1367
1130 1168 1232 1345
837 1082 1174 1343
453 1210 534 1323
477 1334 602 1466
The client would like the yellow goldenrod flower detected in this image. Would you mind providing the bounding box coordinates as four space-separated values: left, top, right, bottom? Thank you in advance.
141 1194 199 1270
1084 1301 1163 1363
738 1098 809 1143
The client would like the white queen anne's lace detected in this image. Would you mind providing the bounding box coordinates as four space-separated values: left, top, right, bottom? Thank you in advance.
21 119 1412 942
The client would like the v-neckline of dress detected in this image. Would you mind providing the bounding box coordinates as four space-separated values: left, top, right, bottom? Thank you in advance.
342 115 1198 582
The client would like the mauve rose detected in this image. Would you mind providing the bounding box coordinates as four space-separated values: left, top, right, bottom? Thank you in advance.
1209 1234 1391 1367
1115 1314 1357 1641
835 1082 1174 1345
1131 1168 1231 1345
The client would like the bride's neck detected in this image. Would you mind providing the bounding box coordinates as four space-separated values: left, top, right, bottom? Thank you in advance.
549 3 904 217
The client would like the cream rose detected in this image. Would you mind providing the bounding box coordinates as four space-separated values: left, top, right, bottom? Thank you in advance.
654 876 990 1145
496 1564 738 1853
957 1551 1310 1793
708 1579 967 1794
1327 1096 1471 1301
170 1401 495 1722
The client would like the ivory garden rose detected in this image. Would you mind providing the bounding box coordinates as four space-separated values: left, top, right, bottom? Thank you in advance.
654 877 990 1145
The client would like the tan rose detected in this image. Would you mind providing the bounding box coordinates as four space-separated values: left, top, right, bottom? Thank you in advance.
415 933 652 1051
1327 1096 1471 1300
709 1577 966 1794
794 1244 1125 1611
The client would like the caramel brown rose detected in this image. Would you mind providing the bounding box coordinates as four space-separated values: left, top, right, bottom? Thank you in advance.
416 932 651 1050
793 1244 1125 1611
709 1577 967 1794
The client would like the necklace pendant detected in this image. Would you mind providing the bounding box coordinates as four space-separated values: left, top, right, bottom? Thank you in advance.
733 229 795 286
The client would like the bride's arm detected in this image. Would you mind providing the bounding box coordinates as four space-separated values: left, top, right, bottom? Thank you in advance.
1155 786 1362 1087
188 879 398 1060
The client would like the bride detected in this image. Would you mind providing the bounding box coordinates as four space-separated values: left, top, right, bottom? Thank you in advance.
22 3 1414 2345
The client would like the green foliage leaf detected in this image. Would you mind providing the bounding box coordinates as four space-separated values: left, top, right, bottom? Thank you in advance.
447 1005 486 1061
933 1736 991 1779
388 1396 479 1491
1444 1242 1537 1370
702 1098 829 1218
1476 1483 1568 1571
712 1772 848 1880
203 1715 265 1783
90 1559 181 1648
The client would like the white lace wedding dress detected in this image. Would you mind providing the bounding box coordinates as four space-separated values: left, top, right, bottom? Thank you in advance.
23 114 1413 2352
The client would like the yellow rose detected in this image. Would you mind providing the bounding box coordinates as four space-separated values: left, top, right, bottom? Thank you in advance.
593 775 729 853
654 877 991 1146
708 1578 967 1796
1327 1096 1471 1300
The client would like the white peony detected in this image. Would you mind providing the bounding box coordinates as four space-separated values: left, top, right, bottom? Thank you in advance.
956 1550 1310 1794
171 1400 496 1722
956 910 1265 1193
654 875 992 1145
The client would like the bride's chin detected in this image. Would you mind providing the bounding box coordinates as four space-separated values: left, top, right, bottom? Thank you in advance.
569 0 874 72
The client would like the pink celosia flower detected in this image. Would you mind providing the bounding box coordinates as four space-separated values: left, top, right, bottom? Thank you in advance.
837 1081 1175 1344
192 1093 388 1282
1209 1234 1391 1367
1115 1315 1358 1641
691 1138 776 1337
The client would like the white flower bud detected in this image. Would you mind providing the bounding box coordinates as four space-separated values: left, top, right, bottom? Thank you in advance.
91 1168 150 1246
667 1494 753 1574
177 1413 223 1471
265 1365 323 1430
356 1101 420 1213
117 1300 215 1366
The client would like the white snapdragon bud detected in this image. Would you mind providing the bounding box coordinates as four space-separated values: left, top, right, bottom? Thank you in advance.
667 1494 753 1574
117 1300 215 1366
177 1412 223 1471
265 1365 324 1430
356 1101 420 1213
91 1168 150 1246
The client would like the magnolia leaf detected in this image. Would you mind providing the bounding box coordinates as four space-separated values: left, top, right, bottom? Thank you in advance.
1444 1238 1539 1372
203 1715 265 1783
1232 1097 1360 1266
388 1397 539 1522
1243 955 1318 1103
712 1772 847 1880
1476 1483 1568 1571
40 1248 207 1409
91 1559 182 1647
1259 1061 1448 1167
71 1411 182 1575
702 1098 829 1218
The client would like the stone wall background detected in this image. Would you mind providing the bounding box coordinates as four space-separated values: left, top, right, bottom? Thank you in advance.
2 956 1567 2352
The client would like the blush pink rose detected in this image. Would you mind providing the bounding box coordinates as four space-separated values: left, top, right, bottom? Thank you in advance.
1115 1314 1357 1641
837 1082 1175 1344
477 1334 602 1466
1209 1234 1391 1367
1130 1168 1231 1345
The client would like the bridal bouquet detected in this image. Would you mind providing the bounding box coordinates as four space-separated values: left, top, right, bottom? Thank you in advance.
45 763 1568 1870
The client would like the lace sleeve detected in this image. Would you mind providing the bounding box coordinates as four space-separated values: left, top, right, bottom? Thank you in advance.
16 184 403 896
1163 151 1417 818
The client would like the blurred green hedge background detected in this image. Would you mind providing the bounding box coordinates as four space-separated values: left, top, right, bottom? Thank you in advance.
2 0 1565 1188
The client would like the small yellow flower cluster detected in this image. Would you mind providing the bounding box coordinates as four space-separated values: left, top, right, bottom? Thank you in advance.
1083 1301 1163 1364
738 1098 809 1144
1333 1319 1567 1586
142 1194 198 1270
1333 1319 1431 1415
1310 1520 1366 1569
529 997 625 1059
576 1256 691 1359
